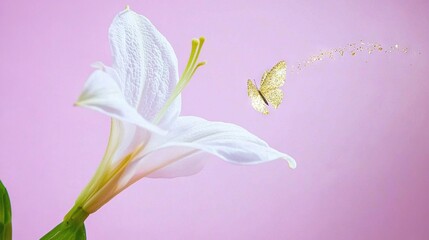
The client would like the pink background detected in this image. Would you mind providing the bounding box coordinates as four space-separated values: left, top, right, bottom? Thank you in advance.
1 0 428 239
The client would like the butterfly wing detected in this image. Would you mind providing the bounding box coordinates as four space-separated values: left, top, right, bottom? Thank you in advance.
247 80 269 115
262 88 284 109
260 61 286 108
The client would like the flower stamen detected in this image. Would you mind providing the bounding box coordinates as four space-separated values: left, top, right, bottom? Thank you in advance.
153 37 206 124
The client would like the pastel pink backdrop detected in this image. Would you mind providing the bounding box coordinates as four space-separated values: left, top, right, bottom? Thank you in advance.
1 0 428 239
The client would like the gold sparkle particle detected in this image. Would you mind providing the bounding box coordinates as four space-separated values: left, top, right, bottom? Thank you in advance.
247 61 286 115
289 41 409 73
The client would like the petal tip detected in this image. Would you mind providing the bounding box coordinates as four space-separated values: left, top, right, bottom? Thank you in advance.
90 61 105 70
119 5 132 16
284 156 297 169
74 95 88 107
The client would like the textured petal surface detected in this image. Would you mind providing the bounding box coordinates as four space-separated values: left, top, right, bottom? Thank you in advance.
109 9 181 128
76 70 165 134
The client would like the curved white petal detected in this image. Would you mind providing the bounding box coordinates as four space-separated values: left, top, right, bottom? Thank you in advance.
145 152 205 178
109 119 150 165
76 70 166 134
117 116 296 186
148 116 296 168
117 146 204 188
109 9 181 128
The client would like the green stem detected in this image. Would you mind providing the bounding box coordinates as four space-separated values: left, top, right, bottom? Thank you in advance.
41 207 89 240
64 206 89 223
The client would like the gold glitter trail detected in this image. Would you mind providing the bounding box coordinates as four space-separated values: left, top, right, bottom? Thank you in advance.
289 41 409 73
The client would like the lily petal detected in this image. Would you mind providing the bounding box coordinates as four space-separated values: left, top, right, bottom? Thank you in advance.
109 9 181 128
145 151 205 178
76 70 166 134
118 116 295 187
109 119 150 165
118 146 204 188
149 116 296 168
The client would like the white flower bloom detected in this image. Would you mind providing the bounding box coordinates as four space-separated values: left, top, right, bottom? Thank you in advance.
70 8 296 215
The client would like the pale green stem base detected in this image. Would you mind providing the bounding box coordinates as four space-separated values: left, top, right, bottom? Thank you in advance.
40 207 89 240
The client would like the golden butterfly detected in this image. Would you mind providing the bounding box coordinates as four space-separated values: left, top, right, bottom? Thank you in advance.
247 60 286 114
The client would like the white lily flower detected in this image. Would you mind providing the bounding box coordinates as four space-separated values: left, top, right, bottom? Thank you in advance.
68 8 296 218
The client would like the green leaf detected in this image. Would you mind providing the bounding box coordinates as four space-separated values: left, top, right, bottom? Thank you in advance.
0 180 12 240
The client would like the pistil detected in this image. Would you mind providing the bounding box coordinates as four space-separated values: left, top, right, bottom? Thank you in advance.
153 37 206 124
